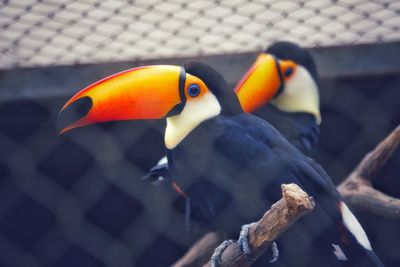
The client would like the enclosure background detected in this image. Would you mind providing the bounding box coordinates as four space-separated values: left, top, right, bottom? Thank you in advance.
0 1 400 267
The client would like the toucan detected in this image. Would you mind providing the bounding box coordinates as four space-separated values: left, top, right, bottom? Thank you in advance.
237 41 321 154
57 62 383 267
143 41 321 190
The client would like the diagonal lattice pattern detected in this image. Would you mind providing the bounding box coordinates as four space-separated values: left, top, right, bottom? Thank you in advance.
1 1 400 266
0 72 399 267
1 0 399 69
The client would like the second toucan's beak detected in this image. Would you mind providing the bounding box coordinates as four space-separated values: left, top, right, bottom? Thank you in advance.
234 53 287 113
57 65 185 134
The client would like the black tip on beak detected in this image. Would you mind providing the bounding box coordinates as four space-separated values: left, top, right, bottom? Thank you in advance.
57 96 92 134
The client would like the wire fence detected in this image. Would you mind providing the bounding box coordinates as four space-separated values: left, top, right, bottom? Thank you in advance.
0 1 400 267
0 0 399 69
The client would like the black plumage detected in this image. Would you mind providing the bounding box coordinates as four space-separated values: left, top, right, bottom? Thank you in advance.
167 62 383 266
254 104 320 154
266 41 320 87
183 62 242 117
260 41 321 154
144 42 321 186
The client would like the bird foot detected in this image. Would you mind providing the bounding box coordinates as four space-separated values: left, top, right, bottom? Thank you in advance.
238 222 257 260
268 241 279 263
239 222 279 263
211 222 279 266
210 239 234 267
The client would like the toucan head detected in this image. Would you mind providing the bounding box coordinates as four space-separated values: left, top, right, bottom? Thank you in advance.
235 41 321 124
57 63 245 139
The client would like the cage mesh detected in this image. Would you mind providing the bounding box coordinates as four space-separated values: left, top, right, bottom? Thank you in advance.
1 0 399 69
1 1 400 267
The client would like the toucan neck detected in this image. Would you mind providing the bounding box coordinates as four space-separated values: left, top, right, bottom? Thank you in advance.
215 89 243 116
255 105 320 154
165 92 221 150
271 65 321 124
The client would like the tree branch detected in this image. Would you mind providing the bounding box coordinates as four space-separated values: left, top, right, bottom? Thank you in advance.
173 184 314 267
172 232 225 267
201 184 315 267
338 125 400 219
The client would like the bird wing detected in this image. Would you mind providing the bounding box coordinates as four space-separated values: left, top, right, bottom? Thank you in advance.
212 114 382 265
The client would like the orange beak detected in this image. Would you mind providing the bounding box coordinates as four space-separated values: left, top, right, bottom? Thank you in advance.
234 53 296 113
57 65 186 134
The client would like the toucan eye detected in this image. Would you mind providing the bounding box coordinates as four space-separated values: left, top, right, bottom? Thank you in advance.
284 67 293 77
188 84 200 97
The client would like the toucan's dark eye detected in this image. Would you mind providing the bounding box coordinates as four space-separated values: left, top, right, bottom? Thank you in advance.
188 84 200 97
284 67 293 77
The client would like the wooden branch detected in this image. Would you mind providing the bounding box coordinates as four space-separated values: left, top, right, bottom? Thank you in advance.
338 125 400 219
172 232 225 267
350 125 400 182
201 184 315 267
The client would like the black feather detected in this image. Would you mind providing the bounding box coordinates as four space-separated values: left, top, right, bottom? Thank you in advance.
184 62 242 116
169 113 382 266
254 104 320 153
266 41 320 87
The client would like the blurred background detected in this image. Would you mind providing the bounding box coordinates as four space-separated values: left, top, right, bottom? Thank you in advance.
0 0 399 266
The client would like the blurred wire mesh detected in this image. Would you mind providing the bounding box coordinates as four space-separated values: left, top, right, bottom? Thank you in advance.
1 0 399 68
0 1 400 267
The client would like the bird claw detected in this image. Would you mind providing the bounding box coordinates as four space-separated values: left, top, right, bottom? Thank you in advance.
210 222 279 266
269 242 279 263
238 222 279 263
210 239 234 267
238 222 257 260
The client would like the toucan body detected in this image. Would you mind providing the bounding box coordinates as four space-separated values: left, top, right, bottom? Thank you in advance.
168 112 379 267
58 62 383 267
246 41 321 154
144 42 320 187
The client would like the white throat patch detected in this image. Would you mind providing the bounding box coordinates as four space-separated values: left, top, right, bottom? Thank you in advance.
271 65 321 124
165 92 221 149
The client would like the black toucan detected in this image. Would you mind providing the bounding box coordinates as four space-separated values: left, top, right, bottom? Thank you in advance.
58 63 383 267
143 41 321 189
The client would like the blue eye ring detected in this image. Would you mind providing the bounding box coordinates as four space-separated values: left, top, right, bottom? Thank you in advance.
188 84 201 97
284 67 293 77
